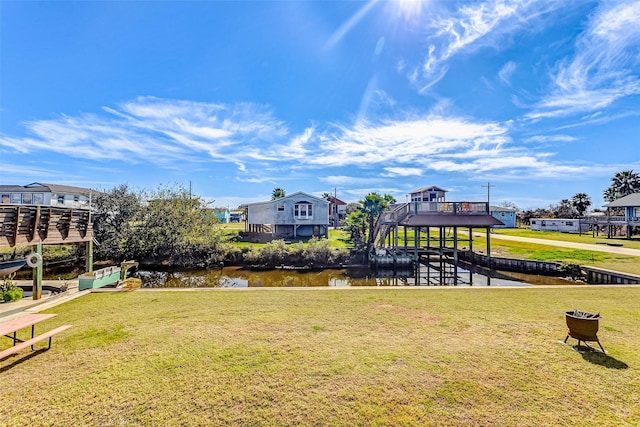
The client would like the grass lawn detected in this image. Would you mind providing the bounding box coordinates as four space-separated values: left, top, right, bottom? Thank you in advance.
493 228 640 250
1 288 639 426
467 236 640 276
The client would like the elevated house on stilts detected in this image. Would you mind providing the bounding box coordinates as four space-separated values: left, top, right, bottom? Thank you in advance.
371 186 504 285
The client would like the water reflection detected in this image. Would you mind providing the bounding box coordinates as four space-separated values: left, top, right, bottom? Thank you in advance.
135 264 580 288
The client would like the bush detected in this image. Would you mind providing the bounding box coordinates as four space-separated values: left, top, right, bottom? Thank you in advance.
1 274 23 302
241 238 349 268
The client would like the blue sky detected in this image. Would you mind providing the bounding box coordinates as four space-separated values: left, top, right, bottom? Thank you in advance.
1 0 639 210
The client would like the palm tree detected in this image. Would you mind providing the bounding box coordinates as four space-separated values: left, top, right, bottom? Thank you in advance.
360 193 389 246
605 170 640 201
345 209 367 244
271 187 286 200
571 193 591 217
603 187 617 203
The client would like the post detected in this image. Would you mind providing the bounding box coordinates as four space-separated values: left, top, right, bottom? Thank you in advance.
32 243 43 300
486 227 491 261
482 182 494 214
453 226 458 264
85 240 94 273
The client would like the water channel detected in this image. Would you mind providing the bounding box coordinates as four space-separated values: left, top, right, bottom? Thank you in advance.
134 262 580 288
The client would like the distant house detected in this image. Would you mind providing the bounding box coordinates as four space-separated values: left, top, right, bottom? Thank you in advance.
409 185 447 202
603 193 640 238
326 196 347 226
212 207 231 224
229 210 245 223
530 218 587 233
245 192 329 239
490 206 517 228
0 182 95 210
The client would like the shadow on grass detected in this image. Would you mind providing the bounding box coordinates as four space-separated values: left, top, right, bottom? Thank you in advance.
575 346 629 370
0 349 49 373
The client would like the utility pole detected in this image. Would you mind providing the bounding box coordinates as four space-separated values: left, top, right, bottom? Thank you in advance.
481 182 494 212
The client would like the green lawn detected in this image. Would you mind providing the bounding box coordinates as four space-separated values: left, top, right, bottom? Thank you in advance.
1 288 639 426
493 228 640 250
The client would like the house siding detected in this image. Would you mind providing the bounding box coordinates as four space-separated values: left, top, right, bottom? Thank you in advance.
246 192 329 239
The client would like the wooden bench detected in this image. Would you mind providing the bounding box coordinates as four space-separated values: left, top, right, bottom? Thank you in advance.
0 313 72 360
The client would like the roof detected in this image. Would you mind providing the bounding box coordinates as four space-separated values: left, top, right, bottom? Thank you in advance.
604 193 640 208
244 191 329 207
327 196 347 205
490 205 517 212
399 214 504 227
0 183 95 195
410 185 448 194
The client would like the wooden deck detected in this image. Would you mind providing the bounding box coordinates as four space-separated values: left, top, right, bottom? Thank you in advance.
0 204 93 248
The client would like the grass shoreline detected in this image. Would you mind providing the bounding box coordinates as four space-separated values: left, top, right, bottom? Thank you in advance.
2 287 639 426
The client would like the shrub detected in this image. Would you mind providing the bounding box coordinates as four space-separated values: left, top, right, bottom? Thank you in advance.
1 273 23 302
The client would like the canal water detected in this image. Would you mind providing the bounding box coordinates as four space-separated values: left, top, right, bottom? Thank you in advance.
134 263 580 288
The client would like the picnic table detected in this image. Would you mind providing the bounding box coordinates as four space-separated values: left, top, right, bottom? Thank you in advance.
0 313 72 360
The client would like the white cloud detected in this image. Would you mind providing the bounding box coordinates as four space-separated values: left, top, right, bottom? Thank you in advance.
530 1 640 118
383 167 424 177
522 135 577 144
418 0 563 88
319 175 384 186
498 61 516 86
0 97 288 166
311 115 509 167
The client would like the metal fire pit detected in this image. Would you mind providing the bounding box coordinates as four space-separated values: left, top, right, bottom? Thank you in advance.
564 310 605 352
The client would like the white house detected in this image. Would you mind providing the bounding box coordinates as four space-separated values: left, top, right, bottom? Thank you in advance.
0 182 95 210
245 192 329 239
530 218 588 233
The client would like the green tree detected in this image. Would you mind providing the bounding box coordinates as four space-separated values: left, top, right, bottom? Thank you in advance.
344 209 367 245
345 202 360 215
571 193 591 217
360 193 390 246
604 170 640 201
271 187 286 200
550 199 575 218
136 184 229 263
94 183 230 266
93 184 143 261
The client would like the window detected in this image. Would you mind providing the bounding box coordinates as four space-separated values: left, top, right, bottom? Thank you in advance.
73 196 79 202
294 203 312 219
277 204 284 211
566 221 573 226
57 195 65 204
11 193 21 204
22 193 33 204
1 194 9 204
33 193 44 205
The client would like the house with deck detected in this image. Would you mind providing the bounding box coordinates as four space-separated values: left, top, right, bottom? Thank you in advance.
0 182 94 210
245 192 329 239
582 193 640 239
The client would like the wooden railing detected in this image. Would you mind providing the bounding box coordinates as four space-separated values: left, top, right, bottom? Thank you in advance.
381 202 490 225
581 216 640 225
